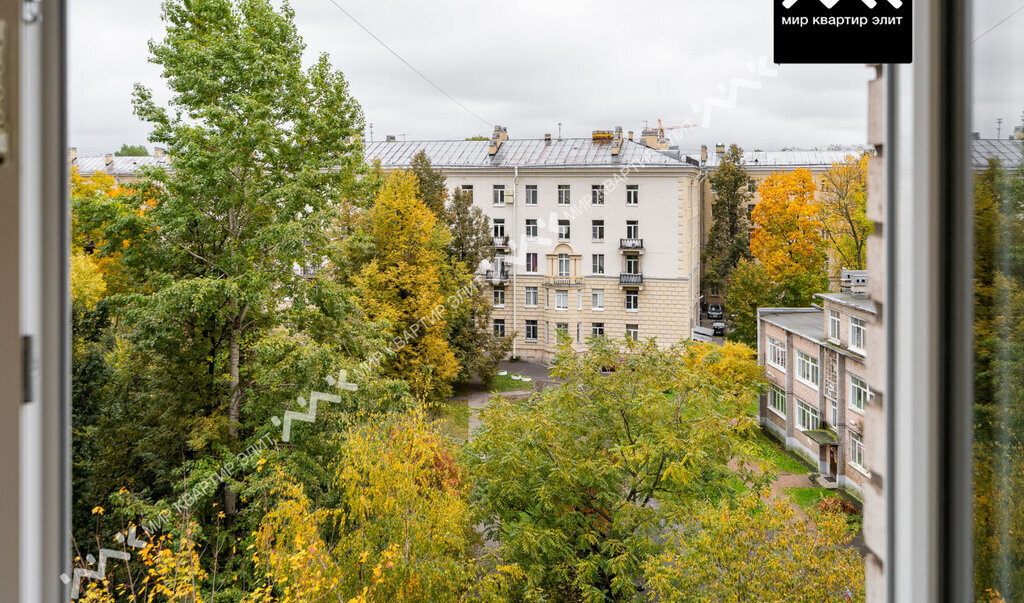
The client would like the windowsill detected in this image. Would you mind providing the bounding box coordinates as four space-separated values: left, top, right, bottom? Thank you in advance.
848 462 871 478
525 339 538 343
555 308 568 312
828 337 840 345
526 236 537 241
848 405 865 416
767 361 786 372
796 425 819 434
592 307 604 312
795 377 819 391
592 239 604 243
768 405 787 420
849 346 866 356
626 308 639 313
558 238 571 242
525 304 538 309
493 304 505 309
493 204 505 207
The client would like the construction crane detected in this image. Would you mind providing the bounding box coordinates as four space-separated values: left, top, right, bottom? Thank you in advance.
656 118 698 138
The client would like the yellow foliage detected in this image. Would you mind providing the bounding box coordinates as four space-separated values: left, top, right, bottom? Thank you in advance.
750 169 827 285
72 251 108 310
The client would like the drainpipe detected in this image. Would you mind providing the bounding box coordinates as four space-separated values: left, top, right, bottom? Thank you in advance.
512 165 518 358
691 169 708 333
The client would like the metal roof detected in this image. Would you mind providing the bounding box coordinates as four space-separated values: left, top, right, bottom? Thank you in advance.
817 292 878 315
364 138 696 169
972 138 1024 169
758 308 825 343
705 148 867 169
74 155 172 176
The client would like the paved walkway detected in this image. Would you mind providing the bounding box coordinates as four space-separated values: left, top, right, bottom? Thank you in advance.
461 361 552 440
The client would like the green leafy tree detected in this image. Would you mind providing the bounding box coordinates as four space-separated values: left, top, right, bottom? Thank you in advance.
445 187 491 269
410 149 448 217
724 259 781 346
465 336 765 601
114 143 148 156
703 144 753 295
820 154 873 275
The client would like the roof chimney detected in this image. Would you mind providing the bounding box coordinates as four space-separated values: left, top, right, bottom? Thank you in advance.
544 133 551 142
153 147 165 157
104 153 114 166
385 135 396 142
610 126 625 156
700 145 708 164
714 143 725 157
488 125 508 156
627 130 633 141
68 147 77 164
640 128 668 150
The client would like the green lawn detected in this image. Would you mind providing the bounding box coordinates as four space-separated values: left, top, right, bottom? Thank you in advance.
431 399 470 441
748 429 813 475
491 372 535 393
784 486 863 530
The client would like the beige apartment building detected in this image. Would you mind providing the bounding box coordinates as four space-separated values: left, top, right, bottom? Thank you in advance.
757 273 876 499
367 126 704 362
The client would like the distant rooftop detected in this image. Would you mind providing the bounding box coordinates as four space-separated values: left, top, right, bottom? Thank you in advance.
972 138 1024 169
704 148 867 169
817 292 878 315
74 155 171 177
758 307 824 344
365 138 696 170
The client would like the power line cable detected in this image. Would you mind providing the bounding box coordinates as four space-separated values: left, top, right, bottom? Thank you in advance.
973 3 1024 43
323 0 493 129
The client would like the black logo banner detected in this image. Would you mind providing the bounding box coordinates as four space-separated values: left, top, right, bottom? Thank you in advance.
774 0 912 64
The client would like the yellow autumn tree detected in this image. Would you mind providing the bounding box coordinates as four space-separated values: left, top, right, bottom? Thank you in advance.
355 171 459 404
645 493 865 602
750 168 827 291
71 250 108 311
820 154 873 276
249 414 479 602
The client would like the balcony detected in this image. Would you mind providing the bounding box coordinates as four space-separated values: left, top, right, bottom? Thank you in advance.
492 235 510 249
486 269 511 283
619 273 644 286
619 238 644 251
544 276 585 288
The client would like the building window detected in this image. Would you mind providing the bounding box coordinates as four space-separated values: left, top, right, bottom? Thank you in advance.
849 317 866 352
767 336 786 369
592 254 605 274
626 220 639 239
592 220 604 241
558 219 570 240
830 399 839 427
592 289 604 310
850 433 866 470
461 185 473 200
850 375 869 412
747 179 757 193
592 323 605 336
525 184 537 206
556 323 569 339
493 286 505 307
525 286 538 307
591 184 605 205
768 384 786 416
525 253 538 273
626 184 639 205
493 185 505 206
493 319 505 337
625 288 639 311
557 254 570 276
557 184 570 205
525 219 538 239
797 398 820 431
829 310 841 341
556 290 568 310
577 289 582 310
796 350 819 388
493 218 505 237
747 204 756 219
625 324 639 340
525 320 538 342
625 254 640 274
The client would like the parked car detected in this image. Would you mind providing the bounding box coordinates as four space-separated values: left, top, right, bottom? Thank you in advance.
707 303 724 319
712 321 726 336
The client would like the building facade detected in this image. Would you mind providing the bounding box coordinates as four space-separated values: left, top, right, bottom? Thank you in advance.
757 281 877 499
367 127 703 362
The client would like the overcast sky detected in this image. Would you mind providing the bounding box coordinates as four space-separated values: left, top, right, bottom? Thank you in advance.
68 0 1024 156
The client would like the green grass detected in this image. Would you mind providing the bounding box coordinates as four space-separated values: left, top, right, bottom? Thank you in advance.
430 399 470 441
784 486 863 530
491 372 534 393
748 429 813 475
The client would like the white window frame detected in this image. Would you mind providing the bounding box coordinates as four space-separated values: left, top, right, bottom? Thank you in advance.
625 324 639 340
592 254 605 274
592 322 605 336
492 218 505 237
768 384 786 417
493 319 506 338
849 432 868 475
525 219 538 239
557 184 570 206
626 184 639 206
829 310 841 342
850 374 869 414
830 398 839 427
555 290 568 311
591 184 605 205
461 184 473 200
796 350 820 389
558 220 570 240
525 253 538 273
525 286 538 308
626 220 639 239
557 254 570 277
796 398 820 431
625 289 639 311
592 220 604 241
766 336 786 370
525 320 538 343
849 317 866 354
592 289 605 310
525 184 538 206
493 185 505 206
493 286 505 308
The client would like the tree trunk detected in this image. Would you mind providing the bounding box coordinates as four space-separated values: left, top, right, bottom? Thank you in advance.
224 318 241 516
